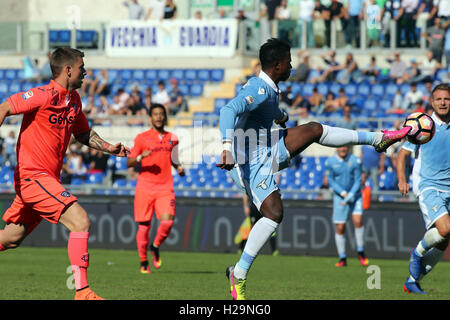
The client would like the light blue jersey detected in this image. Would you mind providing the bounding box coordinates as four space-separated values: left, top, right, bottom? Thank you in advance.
219 71 289 210
325 154 363 223
416 113 450 193
413 113 450 229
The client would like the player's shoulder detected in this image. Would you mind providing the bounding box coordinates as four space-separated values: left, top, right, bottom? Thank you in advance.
167 131 178 141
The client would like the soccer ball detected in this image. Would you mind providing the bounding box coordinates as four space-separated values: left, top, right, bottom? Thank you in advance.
403 112 435 145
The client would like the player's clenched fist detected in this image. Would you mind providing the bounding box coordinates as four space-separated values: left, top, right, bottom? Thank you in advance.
216 150 234 171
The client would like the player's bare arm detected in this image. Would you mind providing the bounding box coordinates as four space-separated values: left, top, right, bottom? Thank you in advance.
396 148 411 196
75 129 130 157
170 144 185 176
0 101 14 126
126 149 151 167
217 142 234 171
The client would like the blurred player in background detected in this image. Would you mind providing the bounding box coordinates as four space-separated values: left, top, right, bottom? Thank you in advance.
325 146 369 267
127 103 185 274
397 83 450 294
218 38 411 300
0 48 130 300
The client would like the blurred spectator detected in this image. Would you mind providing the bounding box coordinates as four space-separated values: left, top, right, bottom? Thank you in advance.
275 0 291 43
386 51 408 84
83 96 99 118
345 0 365 48
360 145 385 192
417 49 442 82
126 89 147 126
381 0 403 48
323 92 338 113
94 96 113 126
163 0 177 19
445 19 450 67
214 7 228 19
80 69 95 98
411 100 426 113
242 61 261 83
335 52 360 84
4 130 17 167
146 0 165 20
399 0 419 48
402 58 421 83
335 87 349 109
297 0 315 49
422 17 445 63
325 0 346 49
39 52 52 82
308 87 325 114
313 0 329 48
85 149 110 174
110 88 130 115
236 7 248 21
193 10 203 20
310 50 340 83
290 51 310 83
258 3 272 45
144 88 157 113
279 85 295 111
22 57 40 82
153 80 170 112
67 145 88 177
437 0 450 19
289 94 312 119
365 0 382 47
90 69 113 96
361 56 380 84
168 78 187 115
265 0 282 37
336 105 357 130
415 0 438 29
402 82 424 111
388 89 407 114
123 0 145 20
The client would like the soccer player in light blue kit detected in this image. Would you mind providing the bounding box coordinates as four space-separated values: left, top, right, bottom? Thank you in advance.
397 83 450 294
325 146 369 267
217 38 411 300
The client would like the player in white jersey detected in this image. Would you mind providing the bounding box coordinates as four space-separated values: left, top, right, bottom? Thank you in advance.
217 38 412 300
397 83 450 294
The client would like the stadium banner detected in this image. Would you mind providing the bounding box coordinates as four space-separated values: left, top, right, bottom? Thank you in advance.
105 19 238 57
6 195 448 261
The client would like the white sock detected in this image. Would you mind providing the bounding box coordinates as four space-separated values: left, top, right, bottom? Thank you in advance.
234 217 279 279
415 228 446 257
418 248 444 280
335 233 346 259
354 226 365 252
319 125 382 147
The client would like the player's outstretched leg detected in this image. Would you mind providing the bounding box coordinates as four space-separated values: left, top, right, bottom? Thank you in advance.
59 202 104 300
284 122 411 158
136 222 151 274
151 218 174 269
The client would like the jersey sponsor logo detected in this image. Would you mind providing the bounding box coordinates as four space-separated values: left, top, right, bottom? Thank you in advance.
244 96 254 105
21 90 34 100
49 113 75 125
256 178 268 190
258 87 265 95
61 191 72 197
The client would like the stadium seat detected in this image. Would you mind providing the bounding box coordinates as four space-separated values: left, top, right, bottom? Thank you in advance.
113 178 127 187
384 83 398 99
132 69 145 82
189 83 203 97
4 69 17 81
185 69 197 82
210 69 224 82
114 156 128 171
119 69 132 82
197 69 210 82
329 83 341 96
291 83 302 95
0 70 4 80
379 99 392 113
157 69 170 82
306 69 320 82
87 172 105 184
400 83 411 95
170 69 184 81
302 83 314 96
371 84 385 98
436 68 448 82
9 82 20 94
0 83 8 95
146 69 158 81
317 83 329 96
357 83 371 97
344 83 357 97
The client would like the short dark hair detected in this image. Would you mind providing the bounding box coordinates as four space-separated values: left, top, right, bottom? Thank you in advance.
431 83 450 98
149 103 168 125
50 47 84 77
259 38 291 70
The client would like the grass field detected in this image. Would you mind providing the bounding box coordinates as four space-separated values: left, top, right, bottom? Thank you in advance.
1 247 449 300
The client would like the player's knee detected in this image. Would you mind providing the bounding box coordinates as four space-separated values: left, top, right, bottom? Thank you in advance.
264 208 283 224
304 121 323 140
72 214 91 232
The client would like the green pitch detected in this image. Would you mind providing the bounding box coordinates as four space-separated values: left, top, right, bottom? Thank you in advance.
1 247 449 300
